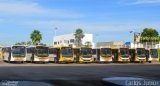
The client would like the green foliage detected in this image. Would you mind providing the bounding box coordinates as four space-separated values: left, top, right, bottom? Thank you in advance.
30 30 42 45
39 43 47 46
26 41 32 45
84 41 92 48
140 28 160 42
74 28 85 47
15 41 32 45
141 28 159 37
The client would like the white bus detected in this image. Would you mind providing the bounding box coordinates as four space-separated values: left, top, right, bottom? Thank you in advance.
99 48 112 62
2 45 27 63
48 47 58 62
26 45 49 63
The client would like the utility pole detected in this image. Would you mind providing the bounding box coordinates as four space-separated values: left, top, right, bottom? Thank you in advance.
53 27 58 46
95 34 99 62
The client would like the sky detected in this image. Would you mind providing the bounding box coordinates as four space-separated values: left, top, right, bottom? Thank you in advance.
0 0 160 46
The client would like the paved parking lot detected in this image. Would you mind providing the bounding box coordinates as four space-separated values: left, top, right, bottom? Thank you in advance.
0 62 159 86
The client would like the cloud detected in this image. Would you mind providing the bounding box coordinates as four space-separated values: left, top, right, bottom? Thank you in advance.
0 1 82 18
134 0 160 4
25 20 160 34
120 0 160 5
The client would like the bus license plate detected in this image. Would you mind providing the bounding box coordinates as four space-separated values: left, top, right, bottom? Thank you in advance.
66 59 70 61
15 59 22 61
39 59 45 61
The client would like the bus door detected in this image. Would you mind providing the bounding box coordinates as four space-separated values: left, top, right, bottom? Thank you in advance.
49 48 58 62
92 49 100 62
26 47 35 62
150 49 158 62
129 49 135 62
97 49 100 62
112 49 119 62
73 48 80 63
145 50 150 62
54 48 60 63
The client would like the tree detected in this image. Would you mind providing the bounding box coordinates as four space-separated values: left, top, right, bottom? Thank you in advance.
15 41 26 45
15 42 22 45
141 28 159 42
30 30 42 45
74 28 85 47
27 41 32 45
15 41 32 45
39 43 46 46
84 41 92 48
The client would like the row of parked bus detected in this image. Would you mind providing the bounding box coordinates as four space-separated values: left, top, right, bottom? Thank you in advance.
1 45 160 63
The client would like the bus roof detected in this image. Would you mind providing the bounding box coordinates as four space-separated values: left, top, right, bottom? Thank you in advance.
12 45 27 47
129 48 136 50
100 48 111 49
49 46 71 49
111 48 119 49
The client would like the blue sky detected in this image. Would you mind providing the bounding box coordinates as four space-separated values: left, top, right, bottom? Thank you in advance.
0 0 160 46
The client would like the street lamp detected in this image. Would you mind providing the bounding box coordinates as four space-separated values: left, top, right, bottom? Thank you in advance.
129 31 134 48
54 27 58 36
129 31 141 48
53 27 58 46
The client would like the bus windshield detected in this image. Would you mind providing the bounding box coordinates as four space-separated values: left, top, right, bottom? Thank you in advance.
151 49 158 57
36 47 48 57
81 48 92 56
120 48 129 57
101 48 112 57
27 47 35 54
73 49 80 55
92 49 96 55
62 47 73 57
49 48 57 54
12 46 26 57
137 48 145 57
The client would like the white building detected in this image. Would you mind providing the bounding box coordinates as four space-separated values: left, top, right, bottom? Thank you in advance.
96 41 124 48
53 33 93 47
130 43 144 48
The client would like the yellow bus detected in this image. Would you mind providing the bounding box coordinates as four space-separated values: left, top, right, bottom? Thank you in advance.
26 45 49 63
99 48 112 62
129 48 146 62
2 45 27 63
53 46 74 63
78 47 93 63
112 48 130 62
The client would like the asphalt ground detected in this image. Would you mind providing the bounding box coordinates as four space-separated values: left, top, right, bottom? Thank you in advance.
0 62 159 86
